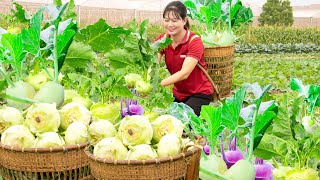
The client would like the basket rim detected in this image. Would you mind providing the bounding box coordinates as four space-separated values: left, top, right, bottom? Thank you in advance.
0 142 88 153
85 145 201 165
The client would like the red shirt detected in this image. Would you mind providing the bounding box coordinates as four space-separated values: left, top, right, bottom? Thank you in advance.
155 30 213 101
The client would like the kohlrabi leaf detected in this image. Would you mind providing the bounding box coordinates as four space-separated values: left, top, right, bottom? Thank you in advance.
12 2 30 23
75 19 130 52
62 0 77 20
188 112 209 137
139 19 148 41
22 9 43 55
110 85 133 98
56 29 76 71
169 102 195 127
47 3 68 24
150 35 172 52
290 78 305 96
53 0 62 6
200 105 224 146
249 83 272 101
105 49 135 69
253 102 278 150
221 84 248 131
65 41 97 68
1 33 26 81
254 134 291 160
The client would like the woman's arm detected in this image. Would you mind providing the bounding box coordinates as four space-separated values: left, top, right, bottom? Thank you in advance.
161 57 198 87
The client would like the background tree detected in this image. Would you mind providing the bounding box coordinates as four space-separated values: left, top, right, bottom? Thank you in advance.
279 0 294 26
258 0 294 26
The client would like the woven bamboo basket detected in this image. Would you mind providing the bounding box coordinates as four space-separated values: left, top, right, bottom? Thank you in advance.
0 142 90 180
85 145 201 180
204 44 235 98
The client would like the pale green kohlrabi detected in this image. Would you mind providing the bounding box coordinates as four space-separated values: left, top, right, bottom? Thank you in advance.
0 125 35 148
157 134 182 158
0 106 24 133
118 115 153 146
124 73 142 88
89 119 116 145
127 144 158 160
64 121 89 145
24 68 63 91
273 167 319 180
199 154 228 180
25 103 60 134
64 90 92 109
151 115 185 143
34 132 65 148
59 102 91 131
90 103 120 124
93 137 128 161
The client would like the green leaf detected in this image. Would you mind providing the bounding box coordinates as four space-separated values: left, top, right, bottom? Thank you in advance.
105 49 135 69
139 19 148 41
200 105 224 145
22 9 43 55
53 0 62 6
254 134 291 160
221 85 248 131
75 19 130 52
110 85 133 98
253 109 277 150
12 2 30 23
62 0 77 20
150 36 172 52
169 102 195 127
65 41 97 68
1 33 26 80
290 78 305 96
56 29 76 71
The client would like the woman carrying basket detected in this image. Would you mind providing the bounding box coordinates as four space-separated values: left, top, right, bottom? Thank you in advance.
156 1 214 116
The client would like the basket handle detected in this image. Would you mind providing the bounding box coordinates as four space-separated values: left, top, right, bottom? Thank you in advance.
196 63 220 101
189 35 220 101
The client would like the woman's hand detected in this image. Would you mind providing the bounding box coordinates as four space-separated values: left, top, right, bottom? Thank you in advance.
161 57 198 87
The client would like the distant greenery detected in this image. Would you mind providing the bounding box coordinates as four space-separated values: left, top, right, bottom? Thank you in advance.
258 0 294 26
232 53 320 91
236 43 320 54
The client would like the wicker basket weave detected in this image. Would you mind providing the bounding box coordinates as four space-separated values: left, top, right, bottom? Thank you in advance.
0 142 90 180
85 146 201 180
204 45 235 98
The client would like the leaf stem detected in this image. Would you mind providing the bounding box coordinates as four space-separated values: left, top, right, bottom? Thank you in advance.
53 24 59 82
248 105 258 162
5 93 40 104
0 65 14 86
199 166 231 180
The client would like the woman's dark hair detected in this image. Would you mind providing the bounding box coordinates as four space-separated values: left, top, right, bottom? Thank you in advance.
163 1 190 29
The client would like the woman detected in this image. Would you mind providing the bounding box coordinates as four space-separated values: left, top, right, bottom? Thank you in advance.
156 1 214 116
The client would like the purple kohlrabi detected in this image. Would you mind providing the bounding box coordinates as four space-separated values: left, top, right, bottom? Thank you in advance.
220 136 244 168
254 158 274 180
203 144 210 155
121 98 144 118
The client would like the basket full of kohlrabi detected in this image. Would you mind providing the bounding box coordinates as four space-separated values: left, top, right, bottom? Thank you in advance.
0 1 93 179
183 0 253 98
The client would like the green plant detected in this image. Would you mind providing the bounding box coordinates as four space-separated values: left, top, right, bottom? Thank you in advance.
183 0 253 46
258 0 294 27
